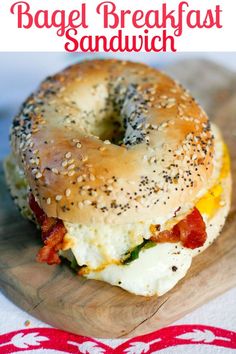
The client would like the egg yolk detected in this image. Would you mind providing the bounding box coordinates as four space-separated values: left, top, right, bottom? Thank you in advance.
196 143 230 218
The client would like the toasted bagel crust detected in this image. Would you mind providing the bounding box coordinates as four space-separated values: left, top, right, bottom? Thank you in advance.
11 59 215 224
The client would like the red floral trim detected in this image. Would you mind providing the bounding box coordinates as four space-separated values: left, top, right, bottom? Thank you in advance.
0 325 235 353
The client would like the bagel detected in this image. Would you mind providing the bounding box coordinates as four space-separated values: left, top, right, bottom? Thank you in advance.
4 59 232 296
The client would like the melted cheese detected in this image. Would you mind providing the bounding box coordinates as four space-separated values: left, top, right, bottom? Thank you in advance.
196 184 223 218
220 143 231 179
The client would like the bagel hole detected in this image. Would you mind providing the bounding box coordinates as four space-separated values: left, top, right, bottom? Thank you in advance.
79 83 146 146
87 112 125 145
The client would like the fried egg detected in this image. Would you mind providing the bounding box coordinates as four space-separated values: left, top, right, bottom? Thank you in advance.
5 124 231 296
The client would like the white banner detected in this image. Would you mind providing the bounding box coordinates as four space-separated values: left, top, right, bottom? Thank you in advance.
0 0 235 52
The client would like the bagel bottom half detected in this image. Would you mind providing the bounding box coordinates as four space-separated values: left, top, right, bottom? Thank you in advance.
4 124 231 296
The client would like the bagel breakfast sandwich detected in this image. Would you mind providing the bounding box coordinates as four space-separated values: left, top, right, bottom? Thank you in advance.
4 59 232 296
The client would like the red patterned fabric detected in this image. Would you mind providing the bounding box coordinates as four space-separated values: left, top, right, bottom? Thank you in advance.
0 325 235 353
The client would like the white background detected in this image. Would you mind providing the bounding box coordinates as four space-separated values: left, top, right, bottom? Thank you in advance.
0 0 235 51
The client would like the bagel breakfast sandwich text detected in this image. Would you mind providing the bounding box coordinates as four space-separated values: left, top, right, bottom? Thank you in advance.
10 1 223 52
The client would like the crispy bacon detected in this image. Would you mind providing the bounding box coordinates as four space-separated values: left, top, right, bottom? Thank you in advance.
29 194 66 265
176 207 207 249
151 207 207 249
41 217 57 241
36 245 61 265
29 193 46 224
150 229 180 244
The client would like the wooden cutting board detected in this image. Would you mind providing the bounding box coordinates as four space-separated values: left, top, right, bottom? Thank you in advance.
0 60 236 339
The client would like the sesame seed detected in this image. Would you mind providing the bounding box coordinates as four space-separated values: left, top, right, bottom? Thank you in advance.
55 195 62 201
65 152 72 159
84 200 92 205
82 185 90 190
65 188 71 197
47 197 51 205
68 159 74 165
68 170 75 176
104 140 111 145
143 155 148 161
77 176 83 183
52 168 59 174
82 156 88 162
99 146 106 152
78 202 84 209
35 172 42 179
150 157 156 164
151 124 158 130
166 103 175 109
24 138 32 148
161 122 168 128
68 164 75 170
76 143 81 148
62 160 68 167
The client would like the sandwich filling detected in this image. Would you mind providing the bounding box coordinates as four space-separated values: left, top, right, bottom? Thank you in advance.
4 125 231 296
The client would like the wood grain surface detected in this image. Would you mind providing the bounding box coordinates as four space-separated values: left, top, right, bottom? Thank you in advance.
0 60 236 339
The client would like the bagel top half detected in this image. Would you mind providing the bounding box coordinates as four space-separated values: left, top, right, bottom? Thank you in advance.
10 59 215 225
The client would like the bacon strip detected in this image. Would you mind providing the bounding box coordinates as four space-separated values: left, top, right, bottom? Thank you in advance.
29 194 66 265
36 245 61 265
150 207 207 249
29 194 46 224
